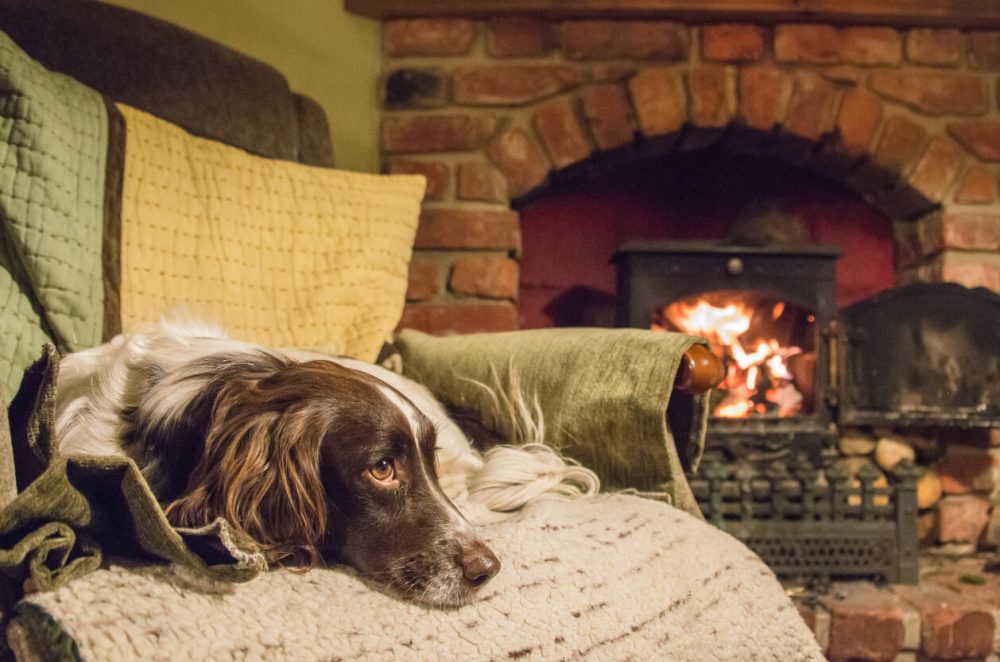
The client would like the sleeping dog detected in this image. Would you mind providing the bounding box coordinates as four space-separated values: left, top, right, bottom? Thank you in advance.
54 319 503 607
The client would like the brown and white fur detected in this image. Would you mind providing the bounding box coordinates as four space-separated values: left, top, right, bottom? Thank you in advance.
53 319 596 607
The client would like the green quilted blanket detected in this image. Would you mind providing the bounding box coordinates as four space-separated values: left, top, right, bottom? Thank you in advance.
0 30 110 397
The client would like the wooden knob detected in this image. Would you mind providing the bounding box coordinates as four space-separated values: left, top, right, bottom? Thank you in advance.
676 344 724 394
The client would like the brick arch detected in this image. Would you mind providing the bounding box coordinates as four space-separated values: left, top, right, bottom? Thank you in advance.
496 68 992 220
384 19 1000 335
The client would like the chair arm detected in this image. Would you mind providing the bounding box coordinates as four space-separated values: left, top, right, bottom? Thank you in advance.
675 344 724 395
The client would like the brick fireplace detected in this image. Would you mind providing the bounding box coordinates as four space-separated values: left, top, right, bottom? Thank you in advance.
349 3 1000 657
353 12 1000 336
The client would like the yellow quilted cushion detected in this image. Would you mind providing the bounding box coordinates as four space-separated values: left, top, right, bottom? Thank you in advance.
117 105 425 361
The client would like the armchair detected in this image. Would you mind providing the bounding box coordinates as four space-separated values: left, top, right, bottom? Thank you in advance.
0 1 818 659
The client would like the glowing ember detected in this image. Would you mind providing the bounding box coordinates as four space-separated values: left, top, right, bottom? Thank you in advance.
657 294 807 419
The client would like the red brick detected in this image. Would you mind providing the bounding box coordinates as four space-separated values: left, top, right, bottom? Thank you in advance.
836 87 883 155
386 159 449 200
947 261 1000 291
906 28 963 66
970 31 1000 70
775 24 842 64
841 27 902 65
938 259 1000 292
954 166 999 204
895 584 995 658
414 208 520 250
937 495 991 543
397 302 519 335
382 115 497 154
686 65 732 128
940 213 1000 251
450 255 519 299
453 65 582 106
873 115 929 172
947 120 1000 162
908 135 965 201
562 20 688 61
784 72 840 141
926 255 1000 291
629 69 687 136
701 24 766 63
579 83 634 150
406 257 443 302
533 100 592 170
487 17 550 57
738 66 792 131
823 584 903 662
486 128 551 198
456 162 505 203
628 67 687 137
384 19 477 57
899 254 1000 289
869 70 988 116
937 453 997 494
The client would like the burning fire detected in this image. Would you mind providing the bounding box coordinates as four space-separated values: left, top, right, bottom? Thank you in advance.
655 294 806 418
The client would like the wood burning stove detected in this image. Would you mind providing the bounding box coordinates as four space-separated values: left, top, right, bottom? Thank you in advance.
615 241 1000 583
616 242 1000 459
615 240 841 464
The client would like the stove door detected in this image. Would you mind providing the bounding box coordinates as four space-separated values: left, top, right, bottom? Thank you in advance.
838 283 1000 428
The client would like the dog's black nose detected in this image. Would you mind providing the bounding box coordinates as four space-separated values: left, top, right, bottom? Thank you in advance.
461 544 500 588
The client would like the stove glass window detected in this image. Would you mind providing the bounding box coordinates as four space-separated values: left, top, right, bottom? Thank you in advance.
654 290 817 418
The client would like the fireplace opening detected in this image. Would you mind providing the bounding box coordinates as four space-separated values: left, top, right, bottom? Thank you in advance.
655 290 817 419
516 145 999 583
518 148 895 331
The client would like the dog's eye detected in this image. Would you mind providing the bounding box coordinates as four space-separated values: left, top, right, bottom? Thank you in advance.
369 458 396 483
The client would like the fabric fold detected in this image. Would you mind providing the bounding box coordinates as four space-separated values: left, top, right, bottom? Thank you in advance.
0 348 266 607
395 328 711 516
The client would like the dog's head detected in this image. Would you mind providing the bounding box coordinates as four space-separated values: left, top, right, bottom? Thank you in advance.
154 355 499 607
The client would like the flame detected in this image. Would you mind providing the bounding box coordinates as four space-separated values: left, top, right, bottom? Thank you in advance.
658 294 805 419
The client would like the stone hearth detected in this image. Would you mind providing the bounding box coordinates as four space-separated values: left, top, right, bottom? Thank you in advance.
795 554 1000 661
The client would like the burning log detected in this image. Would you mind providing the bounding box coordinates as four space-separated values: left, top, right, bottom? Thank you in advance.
656 290 812 419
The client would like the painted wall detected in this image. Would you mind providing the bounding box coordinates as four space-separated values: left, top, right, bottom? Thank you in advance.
101 0 381 173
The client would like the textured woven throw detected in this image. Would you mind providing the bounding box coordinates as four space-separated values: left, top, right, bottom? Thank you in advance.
396 328 710 515
11 495 822 662
116 104 425 363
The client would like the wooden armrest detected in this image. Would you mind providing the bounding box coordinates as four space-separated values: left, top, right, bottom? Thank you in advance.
675 344 724 394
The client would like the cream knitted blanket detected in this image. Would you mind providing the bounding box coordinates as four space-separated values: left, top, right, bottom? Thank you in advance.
13 495 822 661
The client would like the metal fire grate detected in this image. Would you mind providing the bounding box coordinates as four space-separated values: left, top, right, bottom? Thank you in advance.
688 457 919 583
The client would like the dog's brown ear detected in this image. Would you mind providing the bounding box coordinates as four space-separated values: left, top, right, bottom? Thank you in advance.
163 381 328 567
